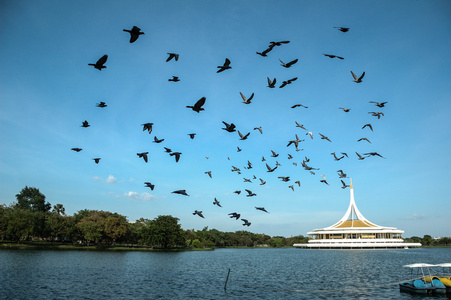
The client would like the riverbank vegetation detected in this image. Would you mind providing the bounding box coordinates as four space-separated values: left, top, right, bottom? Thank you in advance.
0 186 308 250
2 187 449 250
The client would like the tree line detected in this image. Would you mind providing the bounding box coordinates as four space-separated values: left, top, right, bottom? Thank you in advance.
0 186 308 249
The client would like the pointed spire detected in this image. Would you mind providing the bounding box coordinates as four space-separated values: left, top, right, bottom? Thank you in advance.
350 178 353 189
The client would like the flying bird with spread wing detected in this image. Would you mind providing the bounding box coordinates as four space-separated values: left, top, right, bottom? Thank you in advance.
279 77 298 88
279 58 298 68
351 71 365 83
240 92 254 104
96 102 107 108
92 158 101 164
166 53 179 62
217 58 231 73
123 26 144 43
267 77 276 88
144 182 155 190
222 121 236 132
186 97 206 113
142 123 153 134
137 152 149 163
193 210 204 218
81 120 90 128
88 55 108 70
334 27 350 32
172 190 189 196
323 54 344 59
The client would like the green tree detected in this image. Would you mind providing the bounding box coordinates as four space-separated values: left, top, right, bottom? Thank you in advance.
46 213 75 243
15 186 51 212
103 213 129 245
422 235 433 246
5 207 35 242
150 215 185 249
52 204 66 216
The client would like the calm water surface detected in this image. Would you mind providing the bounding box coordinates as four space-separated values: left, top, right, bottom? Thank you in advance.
1 248 450 299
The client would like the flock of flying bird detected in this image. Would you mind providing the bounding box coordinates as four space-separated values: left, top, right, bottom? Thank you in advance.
72 25 388 228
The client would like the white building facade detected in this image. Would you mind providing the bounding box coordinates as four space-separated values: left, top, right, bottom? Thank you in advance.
293 181 422 249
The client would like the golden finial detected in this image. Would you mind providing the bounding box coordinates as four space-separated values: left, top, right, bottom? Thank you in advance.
350 178 353 189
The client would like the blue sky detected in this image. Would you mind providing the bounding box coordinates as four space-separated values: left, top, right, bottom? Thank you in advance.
1 0 450 238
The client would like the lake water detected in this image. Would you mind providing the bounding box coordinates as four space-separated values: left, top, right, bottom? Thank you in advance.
1 247 450 299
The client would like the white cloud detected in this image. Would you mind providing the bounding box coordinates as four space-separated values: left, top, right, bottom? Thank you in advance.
92 176 103 182
123 191 157 201
106 175 118 184
402 213 427 220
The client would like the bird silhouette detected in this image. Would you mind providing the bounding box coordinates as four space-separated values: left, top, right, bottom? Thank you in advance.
341 180 350 189
217 58 231 73
358 137 371 143
306 132 313 139
295 122 307 130
351 71 365 83
362 124 373 131
356 152 366 160
295 180 301 187
123 26 144 43
331 152 344 161
337 170 347 178
137 152 149 163
243 178 252 183
238 131 250 140
279 58 298 68
186 97 206 113
142 123 153 134
153 136 164 143
205 171 212 178
166 53 179 62
266 163 277 172
256 46 274 57
259 178 266 185
240 92 254 104
255 207 269 213
213 198 222 207
88 55 108 70
144 182 155 190
193 210 204 218
292 104 308 109
370 101 388 108
245 189 256 197
234 190 241 195
170 152 182 162
92 158 101 164
241 219 251 226
71 148 82 152
339 107 351 112
228 212 240 220
172 190 189 196
319 133 331 142
164 147 172 153
334 27 350 32
270 41 290 47
279 176 290 182
320 179 329 185
279 77 298 88
323 54 344 59
267 77 277 88
168 76 180 82
81 120 90 128
96 102 107 108
271 150 279 157
237 147 242 152
369 112 384 119
222 121 236 132
364 152 385 158
188 133 196 139
253 127 262 134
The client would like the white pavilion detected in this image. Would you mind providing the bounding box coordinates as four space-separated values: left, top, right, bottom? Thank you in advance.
293 180 422 249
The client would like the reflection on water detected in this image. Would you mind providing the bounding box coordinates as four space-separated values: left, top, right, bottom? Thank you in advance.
1 248 450 299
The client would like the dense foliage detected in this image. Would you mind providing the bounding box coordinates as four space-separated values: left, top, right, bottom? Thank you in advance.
0 186 308 248
2 187 447 249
